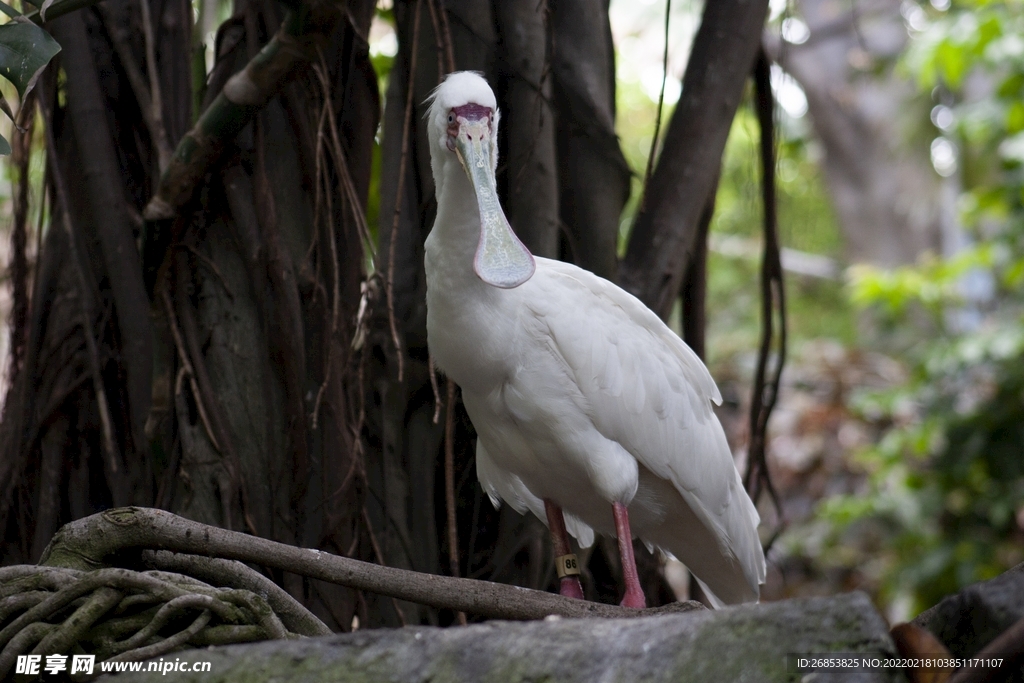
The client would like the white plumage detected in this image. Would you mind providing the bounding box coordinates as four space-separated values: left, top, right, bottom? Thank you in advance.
424 72 766 607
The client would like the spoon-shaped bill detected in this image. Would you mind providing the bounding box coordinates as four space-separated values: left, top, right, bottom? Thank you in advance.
454 118 535 289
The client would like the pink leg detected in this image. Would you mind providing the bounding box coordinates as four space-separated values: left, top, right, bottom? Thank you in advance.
612 502 646 609
544 500 585 600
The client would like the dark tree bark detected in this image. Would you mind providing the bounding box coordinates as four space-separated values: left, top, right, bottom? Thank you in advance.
493 0 559 258
551 0 629 280
1 0 382 635
682 182 717 361
0 0 192 555
49 11 154 479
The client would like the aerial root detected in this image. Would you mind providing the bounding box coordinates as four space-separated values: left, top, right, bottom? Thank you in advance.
0 563 315 679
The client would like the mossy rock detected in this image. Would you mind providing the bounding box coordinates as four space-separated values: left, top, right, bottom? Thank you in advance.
101 592 904 683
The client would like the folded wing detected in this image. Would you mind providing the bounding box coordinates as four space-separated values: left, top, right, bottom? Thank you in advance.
527 258 765 604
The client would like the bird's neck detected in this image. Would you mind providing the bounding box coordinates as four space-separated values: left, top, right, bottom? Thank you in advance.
425 157 517 392
427 157 487 286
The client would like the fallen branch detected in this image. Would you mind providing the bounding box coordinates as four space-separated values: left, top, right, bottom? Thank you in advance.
41 508 704 622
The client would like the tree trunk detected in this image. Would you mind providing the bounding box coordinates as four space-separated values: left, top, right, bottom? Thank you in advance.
551 0 629 279
773 0 945 266
620 0 770 320
493 0 560 258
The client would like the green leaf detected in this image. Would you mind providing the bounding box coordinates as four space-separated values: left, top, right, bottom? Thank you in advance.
0 18 60 99
935 40 968 88
0 131 11 155
0 2 20 20
973 14 1003 54
997 73 1024 98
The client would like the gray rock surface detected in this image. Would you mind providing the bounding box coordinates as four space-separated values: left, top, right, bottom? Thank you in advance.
100 592 905 683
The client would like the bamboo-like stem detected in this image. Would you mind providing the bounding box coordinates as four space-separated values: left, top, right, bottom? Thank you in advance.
138 0 172 171
385 0 424 384
443 380 466 625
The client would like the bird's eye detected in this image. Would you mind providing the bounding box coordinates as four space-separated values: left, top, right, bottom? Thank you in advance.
447 113 454 124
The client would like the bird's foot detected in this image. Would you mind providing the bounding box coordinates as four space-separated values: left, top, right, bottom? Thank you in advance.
559 576 585 600
619 589 646 609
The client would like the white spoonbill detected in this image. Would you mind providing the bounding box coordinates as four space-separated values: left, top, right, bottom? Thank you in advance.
424 71 765 608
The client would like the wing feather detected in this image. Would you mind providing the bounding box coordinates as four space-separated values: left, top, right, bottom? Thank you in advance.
528 258 764 595
476 439 596 549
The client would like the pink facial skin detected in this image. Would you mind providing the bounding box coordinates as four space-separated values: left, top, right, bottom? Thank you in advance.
447 104 492 150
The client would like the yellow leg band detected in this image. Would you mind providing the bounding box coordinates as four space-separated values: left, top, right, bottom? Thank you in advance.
555 553 581 578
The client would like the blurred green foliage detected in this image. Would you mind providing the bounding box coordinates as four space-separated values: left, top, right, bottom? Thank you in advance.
706 107 853 363
820 315 1024 612
847 246 995 322
818 0 1024 615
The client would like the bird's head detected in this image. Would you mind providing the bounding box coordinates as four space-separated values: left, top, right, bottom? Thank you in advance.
427 72 535 289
